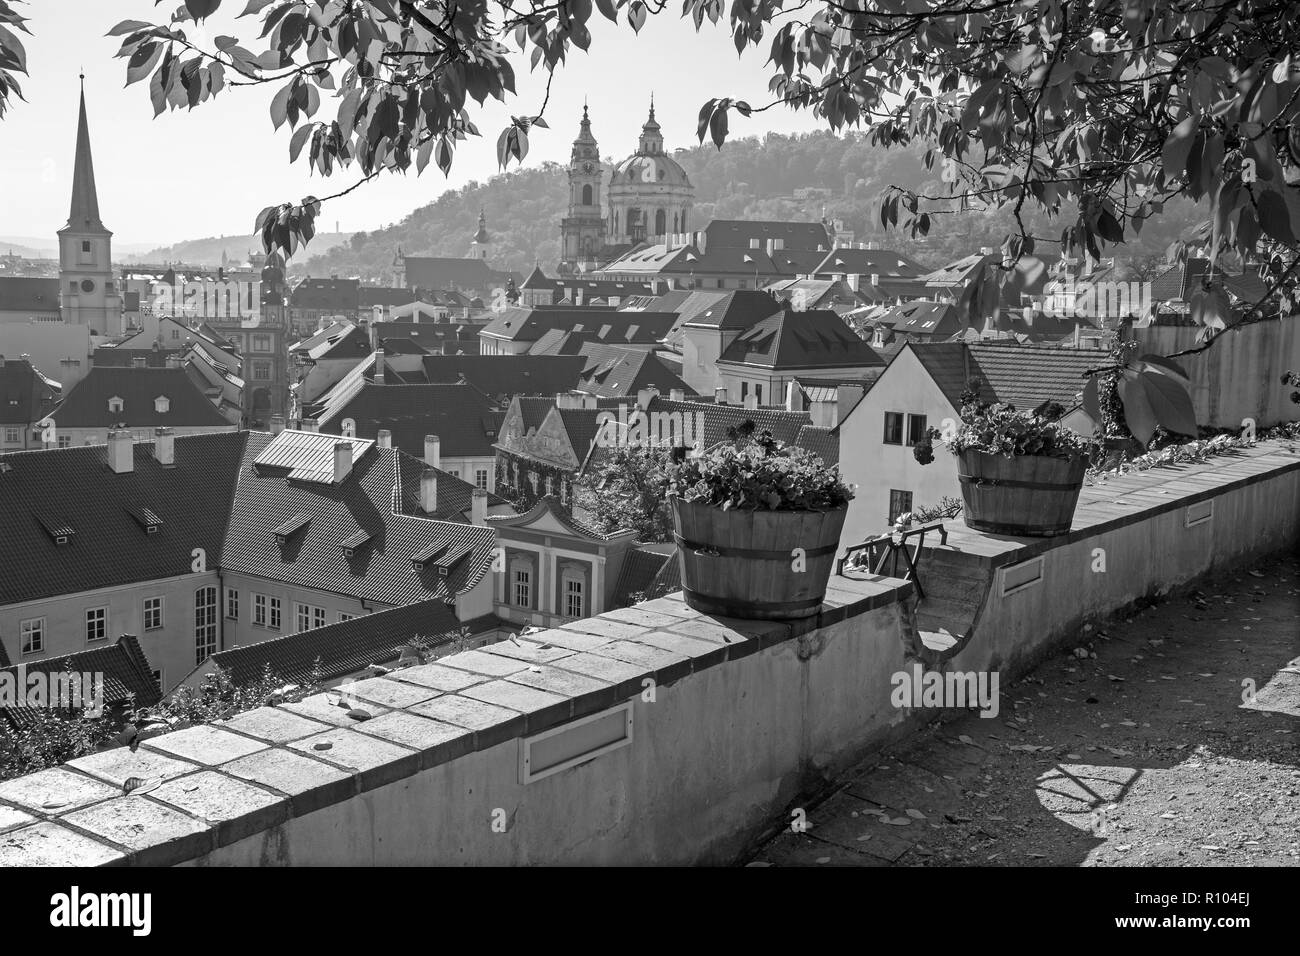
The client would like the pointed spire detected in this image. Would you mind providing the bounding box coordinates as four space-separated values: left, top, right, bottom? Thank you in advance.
65 81 106 233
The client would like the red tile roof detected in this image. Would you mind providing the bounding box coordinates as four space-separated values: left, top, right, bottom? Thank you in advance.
0 635 161 729
52 366 231 429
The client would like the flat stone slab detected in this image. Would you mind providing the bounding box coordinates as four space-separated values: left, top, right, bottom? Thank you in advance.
800 792 918 863
0 821 124 867
0 767 120 815
143 723 269 766
66 746 197 789
279 693 392 727
61 795 211 865
335 676 440 709
149 770 286 845
409 694 524 732
480 640 576 665
289 728 420 790
0 805 35 833
218 706 334 744
353 711 473 764
436 649 532 678
223 748 353 817
389 662 487 693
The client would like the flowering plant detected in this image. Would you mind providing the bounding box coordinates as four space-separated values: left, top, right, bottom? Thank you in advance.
667 427 853 511
914 380 1093 465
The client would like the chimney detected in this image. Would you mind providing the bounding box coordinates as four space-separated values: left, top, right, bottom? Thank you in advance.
471 487 488 526
153 427 175 466
743 393 758 410
583 395 597 409
846 273 860 292
376 429 392 449
636 386 658 410
374 348 385 384
165 354 184 369
420 467 438 513
809 400 835 427
333 441 352 483
669 387 684 402
301 418 319 432
784 380 801 412
714 386 727 405
424 434 441 469
269 415 285 435
870 273 880 287
107 430 133 474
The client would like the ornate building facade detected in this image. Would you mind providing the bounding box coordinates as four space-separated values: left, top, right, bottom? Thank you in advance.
558 101 695 274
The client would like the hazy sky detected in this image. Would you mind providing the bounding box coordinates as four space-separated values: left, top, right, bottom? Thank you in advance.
0 0 828 247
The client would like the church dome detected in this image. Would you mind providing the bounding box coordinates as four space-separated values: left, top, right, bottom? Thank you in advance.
611 153 692 187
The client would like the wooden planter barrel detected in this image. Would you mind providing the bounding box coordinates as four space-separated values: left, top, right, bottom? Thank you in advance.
671 498 848 620
957 450 1087 537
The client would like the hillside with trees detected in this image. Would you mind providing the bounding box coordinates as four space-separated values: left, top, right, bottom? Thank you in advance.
297 131 1202 282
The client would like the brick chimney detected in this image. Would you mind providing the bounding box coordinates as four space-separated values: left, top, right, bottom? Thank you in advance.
107 430 133 474
471 487 488 526
714 386 727 405
376 429 392 449
424 434 441 469
154 427 175 466
420 467 438 513
333 441 353 483
269 415 285 435
669 388 684 402
374 348 385 384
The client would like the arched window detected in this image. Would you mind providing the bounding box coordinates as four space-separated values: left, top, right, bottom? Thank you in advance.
655 209 666 236
582 184 593 206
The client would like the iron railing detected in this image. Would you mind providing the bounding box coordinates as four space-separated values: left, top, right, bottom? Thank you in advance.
837 521 948 600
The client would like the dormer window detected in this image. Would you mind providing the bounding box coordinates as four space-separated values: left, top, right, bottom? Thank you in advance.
108 396 124 414
154 396 170 414
272 513 310 547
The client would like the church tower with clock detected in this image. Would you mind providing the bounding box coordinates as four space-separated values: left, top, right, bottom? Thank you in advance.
559 104 607 274
59 80 122 332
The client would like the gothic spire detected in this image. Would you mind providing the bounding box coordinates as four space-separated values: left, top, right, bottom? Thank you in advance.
65 80 107 233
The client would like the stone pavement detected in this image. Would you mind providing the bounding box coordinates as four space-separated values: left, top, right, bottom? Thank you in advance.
748 550 1300 867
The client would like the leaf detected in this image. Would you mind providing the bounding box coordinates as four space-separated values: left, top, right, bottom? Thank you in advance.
1137 354 1189 384
594 0 618 20
107 20 153 37
126 42 162 85
269 81 292 129
1117 369 1159 446
185 0 222 20
1138 369 1198 437
708 103 728 149
289 122 313 162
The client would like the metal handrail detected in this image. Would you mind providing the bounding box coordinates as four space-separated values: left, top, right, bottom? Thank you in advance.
837 521 948 601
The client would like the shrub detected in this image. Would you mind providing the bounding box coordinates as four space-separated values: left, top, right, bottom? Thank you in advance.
667 428 853 511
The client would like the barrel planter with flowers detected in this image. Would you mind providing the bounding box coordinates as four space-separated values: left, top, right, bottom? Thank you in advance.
914 401 1094 538
667 428 852 620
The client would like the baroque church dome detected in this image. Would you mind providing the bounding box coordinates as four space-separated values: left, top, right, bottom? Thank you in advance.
604 100 695 246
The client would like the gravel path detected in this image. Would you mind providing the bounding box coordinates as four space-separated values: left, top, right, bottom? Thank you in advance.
749 551 1300 867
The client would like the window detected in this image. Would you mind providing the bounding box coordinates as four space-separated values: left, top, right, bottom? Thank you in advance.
253 593 268 627
888 490 914 523
448 468 460 479
339 613 354 623
565 578 585 619
85 607 107 643
883 411 904 445
253 334 271 353
20 617 44 656
475 468 489 489
195 586 217 664
143 596 164 630
513 567 531 608
81 240 90 253
906 414 928 447
225 588 239 620
57 436 71 448
268 596 282 630
3 427 18 443
295 603 326 633
108 396 124 414
741 381 749 400
755 384 763 405
253 361 271 381
154 396 170 414
151 669 164 692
